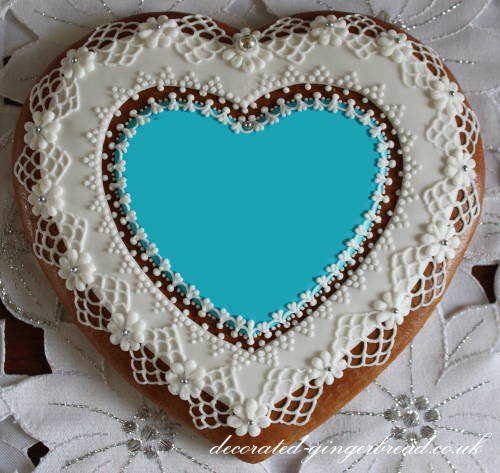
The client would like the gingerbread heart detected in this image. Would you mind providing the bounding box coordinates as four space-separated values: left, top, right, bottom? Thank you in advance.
12 11 483 463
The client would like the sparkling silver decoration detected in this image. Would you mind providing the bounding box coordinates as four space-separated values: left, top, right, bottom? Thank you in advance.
385 392 443 445
122 420 138 434
424 408 441 423
242 121 255 131
237 34 257 51
69 265 79 273
34 126 42 133
37 195 47 203
48 403 216 472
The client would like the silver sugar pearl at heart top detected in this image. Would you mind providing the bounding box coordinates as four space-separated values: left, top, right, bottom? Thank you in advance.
238 34 257 51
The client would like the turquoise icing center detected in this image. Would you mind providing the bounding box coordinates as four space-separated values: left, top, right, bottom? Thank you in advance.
118 101 386 324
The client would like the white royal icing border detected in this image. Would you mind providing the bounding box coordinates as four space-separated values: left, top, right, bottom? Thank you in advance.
14 13 481 437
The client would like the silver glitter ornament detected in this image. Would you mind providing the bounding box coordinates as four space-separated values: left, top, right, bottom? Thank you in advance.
238 34 257 51
383 408 401 421
242 121 254 131
405 432 420 446
396 393 412 408
392 426 406 439
122 420 138 433
421 425 437 439
414 395 430 410
402 409 420 427
127 438 143 454
424 408 441 422
141 425 160 441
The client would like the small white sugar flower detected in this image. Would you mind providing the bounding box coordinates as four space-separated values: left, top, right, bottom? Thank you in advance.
227 399 271 437
24 111 60 150
421 222 460 263
310 15 349 46
373 291 412 328
444 147 476 186
108 311 146 351
309 350 347 386
429 76 465 114
58 249 96 291
223 28 272 73
377 30 413 63
137 15 179 48
61 47 96 79
166 360 205 401
27 177 63 218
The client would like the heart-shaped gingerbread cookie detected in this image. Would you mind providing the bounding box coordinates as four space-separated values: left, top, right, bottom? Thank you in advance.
12 11 483 463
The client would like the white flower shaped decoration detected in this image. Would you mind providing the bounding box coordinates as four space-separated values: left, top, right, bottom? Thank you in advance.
27 177 63 218
377 30 413 63
429 76 465 114
137 15 179 48
223 28 272 73
108 311 146 351
166 360 205 401
421 222 460 263
57 249 96 291
373 290 412 328
23 110 60 150
60 47 96 79
310 15 349 46
227 399 271 437
309 350 347 386
445 147 476 186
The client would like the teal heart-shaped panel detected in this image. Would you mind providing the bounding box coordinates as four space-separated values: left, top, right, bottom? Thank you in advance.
117 100 386 324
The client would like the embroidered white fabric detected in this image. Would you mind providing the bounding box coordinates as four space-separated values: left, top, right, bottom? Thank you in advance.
0 1 498 472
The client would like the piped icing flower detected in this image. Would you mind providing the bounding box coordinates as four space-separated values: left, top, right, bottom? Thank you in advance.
108 311 146 351
377 30 413 63
309 350 347 386
429 76 465 114
227 399 271 437
166 360 205 401
23 111 60 150
421 222 460 263
445 147 476 186
61 47 96 79
310 15 349 46
57 249 96 291
373 291 412 328
27 177 63 218
223 28 272 73
137 15 179 48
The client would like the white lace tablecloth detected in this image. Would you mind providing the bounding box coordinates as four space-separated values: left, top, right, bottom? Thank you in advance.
0 1 498 472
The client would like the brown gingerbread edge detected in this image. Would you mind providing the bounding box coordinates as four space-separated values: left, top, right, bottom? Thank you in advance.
11 11 484 464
